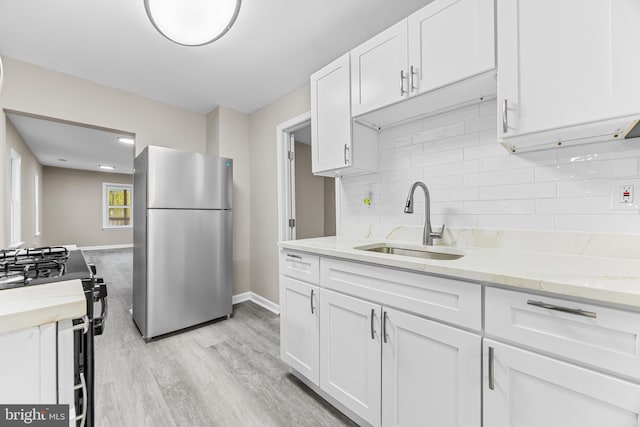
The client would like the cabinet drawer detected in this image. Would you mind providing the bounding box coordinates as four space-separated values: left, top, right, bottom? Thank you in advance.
279 250 320 285
485 287 640 380
321 258 481 331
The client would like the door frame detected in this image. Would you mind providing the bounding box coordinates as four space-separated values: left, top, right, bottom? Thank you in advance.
276 112 310 242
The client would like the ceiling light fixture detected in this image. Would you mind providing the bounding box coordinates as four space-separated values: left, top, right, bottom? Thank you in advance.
99 165 115 170
144 0 242 47
117 136 135 145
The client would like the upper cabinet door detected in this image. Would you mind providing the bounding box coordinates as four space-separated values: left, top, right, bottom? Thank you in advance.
351 20 409 116
498 0 640 139
409 0 495 95
311 53 352 174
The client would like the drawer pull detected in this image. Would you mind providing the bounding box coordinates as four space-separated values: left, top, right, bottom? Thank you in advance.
382 311 389 344
370 309 376 340
527 300 597 319
488 346 495 390
286 253 302 260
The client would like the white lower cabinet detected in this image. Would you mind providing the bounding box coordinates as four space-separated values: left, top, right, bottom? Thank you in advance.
319 288 382 426
318 288 481 427
382 307 481 427
484 339 640 427
279 276 320 385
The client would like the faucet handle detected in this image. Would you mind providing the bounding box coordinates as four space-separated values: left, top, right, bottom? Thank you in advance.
430 224 446 239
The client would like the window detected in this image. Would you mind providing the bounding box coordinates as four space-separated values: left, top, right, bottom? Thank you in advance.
103 183 133 228
9 149 22 246
34 171 41 236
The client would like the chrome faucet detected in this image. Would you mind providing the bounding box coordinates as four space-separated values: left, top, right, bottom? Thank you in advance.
404 181 445 246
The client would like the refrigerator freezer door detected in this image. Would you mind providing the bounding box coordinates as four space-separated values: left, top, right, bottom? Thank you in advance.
146 146 232 210
146 209 232 338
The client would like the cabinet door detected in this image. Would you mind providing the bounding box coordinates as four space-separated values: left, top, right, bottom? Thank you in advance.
382 308 481 427
408 0 494 95
311 53 352 174
280 276 319 385
320 289 382 427
498 0 640 139
0 323 57 403
484 340 640 427
351 20 409 116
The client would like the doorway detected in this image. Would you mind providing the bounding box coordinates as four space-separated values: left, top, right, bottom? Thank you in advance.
277 112 336 242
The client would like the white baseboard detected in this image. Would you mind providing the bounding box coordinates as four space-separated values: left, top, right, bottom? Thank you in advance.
79 243 133 251
232 291 279 315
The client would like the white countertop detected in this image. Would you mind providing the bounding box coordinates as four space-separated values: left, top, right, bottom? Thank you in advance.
278 235 640 309
0 279 86 334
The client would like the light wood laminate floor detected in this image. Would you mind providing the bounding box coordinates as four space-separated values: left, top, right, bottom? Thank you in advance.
83 249 356 427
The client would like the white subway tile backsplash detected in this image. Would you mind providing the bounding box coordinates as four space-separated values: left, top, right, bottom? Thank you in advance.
476 215 556 231
339 99 640 234
464 168 534 187
557 180 612 198
464 143 509 160
535 158 638 182
431 187 479 202
536 197 616 215
379 143 423 161
413 123 465 144
479 182 556 200
464 200 536 215
424 160 480 178
423 133 480 154
412 148 463 167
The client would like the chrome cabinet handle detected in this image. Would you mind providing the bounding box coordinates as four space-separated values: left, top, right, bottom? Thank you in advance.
310 289 315 314
410 65 418 92
488 346 495 391
343 144 350 165
382 311 389 344
527 300 597 319
502 99 508 133
74 372 87 427
370 309 376 340
400 70 408 96
286 253 302 260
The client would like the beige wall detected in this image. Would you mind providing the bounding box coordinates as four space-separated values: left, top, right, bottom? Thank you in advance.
248 84 310 304
206 106 251 296
5 118 43 248
0 57 207 247
324 178 336 236
294 141 326 239
43 167 132 247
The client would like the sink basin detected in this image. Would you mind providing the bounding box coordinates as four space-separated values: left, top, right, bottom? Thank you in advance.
355 244 464 261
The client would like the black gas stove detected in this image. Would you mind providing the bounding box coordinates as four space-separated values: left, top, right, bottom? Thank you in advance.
0 246 106 427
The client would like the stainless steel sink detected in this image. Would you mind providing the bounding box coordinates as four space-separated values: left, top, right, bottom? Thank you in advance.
355 244 464 260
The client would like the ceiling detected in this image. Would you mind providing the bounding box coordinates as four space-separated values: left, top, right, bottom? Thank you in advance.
7 113 134 174
0 0 432 114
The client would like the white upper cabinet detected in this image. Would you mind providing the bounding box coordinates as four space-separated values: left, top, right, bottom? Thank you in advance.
498 0 640 152
311 53 378 177
408 0 495 95
350 0 495 119
351 21 409 117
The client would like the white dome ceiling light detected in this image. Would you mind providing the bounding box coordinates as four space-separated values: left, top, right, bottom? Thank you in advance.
144 0 242 47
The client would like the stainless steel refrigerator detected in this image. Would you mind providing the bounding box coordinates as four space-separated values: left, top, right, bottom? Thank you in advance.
133 145 232 340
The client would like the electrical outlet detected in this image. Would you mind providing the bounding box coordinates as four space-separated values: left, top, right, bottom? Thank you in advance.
619 185 633 204
611 180 640 210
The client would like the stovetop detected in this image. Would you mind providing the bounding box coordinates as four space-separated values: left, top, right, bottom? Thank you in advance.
0 247 92 290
